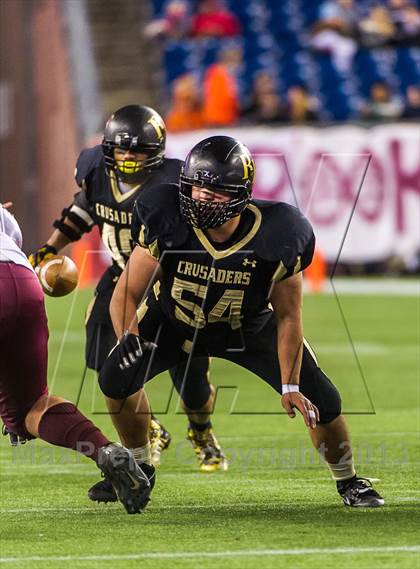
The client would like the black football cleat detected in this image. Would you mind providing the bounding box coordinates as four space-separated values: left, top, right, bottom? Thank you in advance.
337 476 384 507
2 424 28 446
89 450 156 506
87 476 117 503
97 443 154 514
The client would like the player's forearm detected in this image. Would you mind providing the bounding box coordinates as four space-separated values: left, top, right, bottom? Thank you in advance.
110 247 161 339
270 274 304 386
46 219 83 251
277 315 303 386
46 228 72 251
110 280 141 339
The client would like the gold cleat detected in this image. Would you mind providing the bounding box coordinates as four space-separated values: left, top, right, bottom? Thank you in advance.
149 418 172 467
187 426 228 472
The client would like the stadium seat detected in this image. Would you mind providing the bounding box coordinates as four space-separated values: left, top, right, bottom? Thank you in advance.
152 0 420 120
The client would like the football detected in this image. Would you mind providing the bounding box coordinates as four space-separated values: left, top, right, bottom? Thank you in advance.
37 255 79 297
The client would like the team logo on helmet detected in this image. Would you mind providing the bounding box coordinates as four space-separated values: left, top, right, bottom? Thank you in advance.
239 153 255 182
147 113 165 141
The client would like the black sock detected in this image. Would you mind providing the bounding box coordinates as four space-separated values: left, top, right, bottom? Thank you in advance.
189 420 211 432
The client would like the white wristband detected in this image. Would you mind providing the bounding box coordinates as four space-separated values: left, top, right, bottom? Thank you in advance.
282 384 300 394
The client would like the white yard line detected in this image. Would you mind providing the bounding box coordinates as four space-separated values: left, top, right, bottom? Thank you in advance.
1 494 419 514
304 278 419 296
0 545 419 563
314 343 418 354
0 502 311 514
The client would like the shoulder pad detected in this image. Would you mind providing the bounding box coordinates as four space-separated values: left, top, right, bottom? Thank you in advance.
131 183 189 252
161 157 184 172
252 200 315 272
74 145 104 188
150 158 183 185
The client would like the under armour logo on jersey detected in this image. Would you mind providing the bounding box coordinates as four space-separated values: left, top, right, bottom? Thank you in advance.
242 258 257 268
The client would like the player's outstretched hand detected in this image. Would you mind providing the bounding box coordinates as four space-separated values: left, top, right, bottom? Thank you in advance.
281 392 319 429
117 332 157 370
28 244 57 268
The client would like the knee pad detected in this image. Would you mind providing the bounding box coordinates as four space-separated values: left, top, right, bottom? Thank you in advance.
315 370 342 424
99 348 145 400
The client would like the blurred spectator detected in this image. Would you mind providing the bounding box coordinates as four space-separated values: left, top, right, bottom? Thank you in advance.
402 85 420 118
241 71 286 124
165 74 205 132
388 0 420 45
144 0 190 39
398 4 420 43
360 82 403 120
317 0 359 32
285 85 319 123
202 45 241 126
388 0 411 28
246 92 286 124
310 0 360 72
358 6 396 48
191 0 241 38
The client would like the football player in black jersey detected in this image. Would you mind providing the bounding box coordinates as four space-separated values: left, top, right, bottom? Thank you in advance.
99 135 384 509
29 106 227 504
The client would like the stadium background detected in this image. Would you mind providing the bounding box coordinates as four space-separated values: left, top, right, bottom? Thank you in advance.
0 1 419 568
1 0 419 279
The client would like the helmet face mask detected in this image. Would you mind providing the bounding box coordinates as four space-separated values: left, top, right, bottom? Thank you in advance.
113 146 150 177
102 105 166 182
179 136 255 229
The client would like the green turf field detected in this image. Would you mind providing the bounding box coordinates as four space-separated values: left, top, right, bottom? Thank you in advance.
1 285 419 568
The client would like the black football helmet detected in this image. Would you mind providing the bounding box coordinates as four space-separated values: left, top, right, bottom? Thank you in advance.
179 136 255 229
102 105 166 181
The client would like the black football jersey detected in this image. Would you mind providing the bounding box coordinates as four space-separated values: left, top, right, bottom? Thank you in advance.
69 145 183 271
132 183 315 352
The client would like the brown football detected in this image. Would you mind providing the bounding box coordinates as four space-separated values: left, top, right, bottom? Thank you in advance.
37 255 79 297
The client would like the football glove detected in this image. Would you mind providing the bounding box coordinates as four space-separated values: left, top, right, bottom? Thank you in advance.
28 244 57 268
117 332 157 370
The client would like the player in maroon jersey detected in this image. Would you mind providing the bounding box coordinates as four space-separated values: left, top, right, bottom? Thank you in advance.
0 203 152 514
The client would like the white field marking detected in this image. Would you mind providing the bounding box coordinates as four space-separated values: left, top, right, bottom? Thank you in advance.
2 494 420 515
0 546 419 563
0 499 327 514
304 278 420 296
218 431 419 440
314 343 418 355
0 431 418 460
0 492 420 514
48 332 419 355
0 504 271 514
398 497 420 502
48 331 83 343
0 468 97 476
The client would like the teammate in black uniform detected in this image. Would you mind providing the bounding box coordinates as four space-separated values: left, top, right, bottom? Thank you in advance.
29 107 227 504
99 135 384 508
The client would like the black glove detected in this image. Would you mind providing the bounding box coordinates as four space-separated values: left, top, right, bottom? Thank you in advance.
117 332 156 370
28 244 57 268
